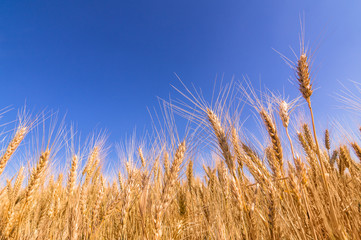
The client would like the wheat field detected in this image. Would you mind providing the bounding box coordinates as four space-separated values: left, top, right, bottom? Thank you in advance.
0 37 360 240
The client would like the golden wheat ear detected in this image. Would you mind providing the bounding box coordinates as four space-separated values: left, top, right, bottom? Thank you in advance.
24 150 50 205
67 155 78 197
154 140 186 239
0 126 28 177
207 108 234 174
297 54 313 101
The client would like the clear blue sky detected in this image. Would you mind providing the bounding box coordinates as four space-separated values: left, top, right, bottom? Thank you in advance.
0 1 360 144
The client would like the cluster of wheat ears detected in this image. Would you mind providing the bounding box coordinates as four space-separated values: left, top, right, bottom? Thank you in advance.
0 36 361 240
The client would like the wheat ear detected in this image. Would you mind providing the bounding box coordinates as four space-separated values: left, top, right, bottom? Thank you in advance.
0 127 27 177
154 141 186 239
138 147 145 167
259 110 283 173
67 155 78 197
207 108 235 174
25 150 50 204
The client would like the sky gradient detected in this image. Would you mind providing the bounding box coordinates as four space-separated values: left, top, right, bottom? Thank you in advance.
0 1 360 145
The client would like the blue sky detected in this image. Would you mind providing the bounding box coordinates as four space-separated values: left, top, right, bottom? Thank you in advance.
0 1 360 145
